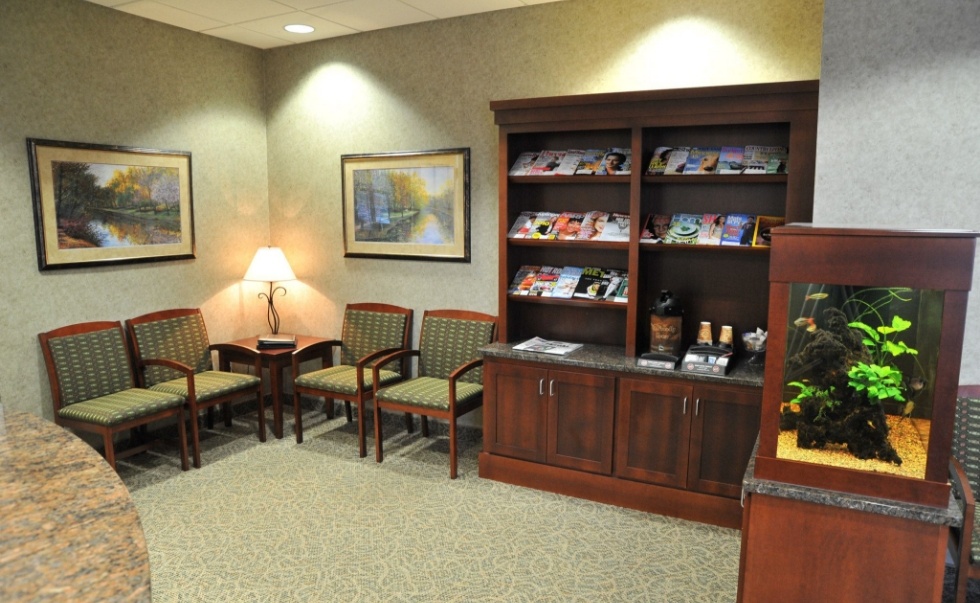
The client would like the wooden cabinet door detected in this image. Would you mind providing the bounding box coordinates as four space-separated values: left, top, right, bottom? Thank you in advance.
614 377 692 487
546 369 616 474
688 384 762 498
483 361 548 462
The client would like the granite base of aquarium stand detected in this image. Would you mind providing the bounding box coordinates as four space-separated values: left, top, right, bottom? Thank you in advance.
737 443 961 603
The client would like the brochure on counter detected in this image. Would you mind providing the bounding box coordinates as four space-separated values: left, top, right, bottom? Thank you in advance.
512 337 583 356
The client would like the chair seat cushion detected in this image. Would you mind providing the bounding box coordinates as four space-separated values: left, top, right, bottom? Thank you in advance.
58 388 185 426
149 370 260 402
295 365 401 396
376 376 483 411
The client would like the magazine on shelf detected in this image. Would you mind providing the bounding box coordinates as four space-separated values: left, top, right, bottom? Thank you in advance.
640 213 671 243
507 265 541 295
528 265 563 296
596 212 630 242
577 211 610 240
720 213 756 246
682 147 722 175
717 146 745 174
697 213 725 245
508 151 539 176
665 213 702 245
613 275 629 303
574 149 607 175
598 269 627 302
752 215 785 247
645 146 674 175
551 211 586 240
766 149 789 174
743 145 787 174
662 147 690 175
507 211 537 238
553 149 585 176
527 150 566 176
596 148 632 175
512 336 584 356
552 266 584 299
528 212 558 239
572 266 606 299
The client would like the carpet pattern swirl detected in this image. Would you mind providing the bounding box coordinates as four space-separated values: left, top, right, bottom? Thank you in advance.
119 405 744 602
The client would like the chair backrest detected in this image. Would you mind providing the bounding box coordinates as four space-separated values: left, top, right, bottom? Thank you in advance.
417 309 497 383
39 321 135 412
126 308 212 387
953 385 980 490
340 303 413 374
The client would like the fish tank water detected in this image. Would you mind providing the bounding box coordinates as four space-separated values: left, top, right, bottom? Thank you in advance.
753 225 978 507
776 284 942 481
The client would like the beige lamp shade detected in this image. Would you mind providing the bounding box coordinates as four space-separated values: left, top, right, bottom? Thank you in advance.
243 247 296 283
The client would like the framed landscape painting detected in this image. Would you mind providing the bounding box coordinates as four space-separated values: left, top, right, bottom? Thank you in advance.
28 138 195 270
341 148 470 262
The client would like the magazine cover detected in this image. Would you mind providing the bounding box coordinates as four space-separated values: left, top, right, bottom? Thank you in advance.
572 266 606 299
507 265 540 295
697 213 726 245
682 147 722 175
596 148 631 175
662 147 690 175
665 213 702 244
717 146 745 174
597 212 630 242
528 265 563 296
645 146 674 175
528 212 558 239
640 213 672 243
599 269 627 301
552 266 584 298
766 149 789 174
743 145 786 174
552 211 585 240
507 211 536 238
577 211 610 240
613 275 629 303
508 151 539 176
720 213 757 246
574 149 607 175
752 215 785 247
554 149 585 176
527 150 566 176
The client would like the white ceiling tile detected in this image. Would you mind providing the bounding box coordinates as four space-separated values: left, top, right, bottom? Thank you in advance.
400 0 523 19
85 0 134 6
308 0 434 32
203 25 293 48
272 0 348 9
114 1 225 31
237 11 359 43
155 0 293 24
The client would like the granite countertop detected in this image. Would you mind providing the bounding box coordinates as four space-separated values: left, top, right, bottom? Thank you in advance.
742 440 962 527
0 407 151 602
479 342 766 387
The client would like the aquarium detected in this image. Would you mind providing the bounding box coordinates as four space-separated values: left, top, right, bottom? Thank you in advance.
753 225 978 507
777 284 942 481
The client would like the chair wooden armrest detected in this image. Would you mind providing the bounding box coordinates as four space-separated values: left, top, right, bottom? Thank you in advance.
950 457 976 603
291 339 341 377
139 356 194 377
355 346 405 390
372 349 419 394
448 358 484 411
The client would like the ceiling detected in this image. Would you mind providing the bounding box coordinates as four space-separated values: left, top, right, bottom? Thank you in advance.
83 0 565 49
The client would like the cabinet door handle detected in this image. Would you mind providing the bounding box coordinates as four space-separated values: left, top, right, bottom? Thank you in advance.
539 378 544 396
549 379 555 397
682 396 688 414
695 398 701 416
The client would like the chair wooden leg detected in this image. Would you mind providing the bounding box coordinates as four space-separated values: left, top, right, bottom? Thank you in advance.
407 412 415 434
189 404 203 468
345 401 353 422
222 402 233 427
103 431 117 471
420 415 428 437
375 401 384 463
326 397 335 420
449 418 458 479
293 391 304 444
175 409 189 471
206 406 215 429
256 392 266 443
357 399 367 458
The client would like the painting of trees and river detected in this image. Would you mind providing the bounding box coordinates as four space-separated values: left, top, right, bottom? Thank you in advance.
352 166 456 245
52 161 183 249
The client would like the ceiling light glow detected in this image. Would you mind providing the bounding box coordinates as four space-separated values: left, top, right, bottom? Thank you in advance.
284 24 315 34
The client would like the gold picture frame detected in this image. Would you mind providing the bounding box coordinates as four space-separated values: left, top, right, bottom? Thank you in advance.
341 148 470 262
28 138 195 270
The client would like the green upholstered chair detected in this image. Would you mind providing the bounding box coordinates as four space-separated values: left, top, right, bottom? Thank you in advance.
292 303 413 456
373 309 497 479
125 308 263 468
38 320 189 472
949 385 980 603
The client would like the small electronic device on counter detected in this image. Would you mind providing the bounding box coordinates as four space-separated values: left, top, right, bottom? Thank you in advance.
641 290 683 370
679 344 733 376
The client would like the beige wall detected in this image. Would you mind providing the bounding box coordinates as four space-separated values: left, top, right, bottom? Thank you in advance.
0 0 823 419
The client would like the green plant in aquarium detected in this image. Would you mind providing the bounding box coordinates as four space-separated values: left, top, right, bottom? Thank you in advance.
846 314 918 404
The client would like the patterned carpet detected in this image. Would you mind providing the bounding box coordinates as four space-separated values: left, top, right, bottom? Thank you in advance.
118 402 743 602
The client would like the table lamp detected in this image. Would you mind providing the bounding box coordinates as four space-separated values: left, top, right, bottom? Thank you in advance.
243 246 296 335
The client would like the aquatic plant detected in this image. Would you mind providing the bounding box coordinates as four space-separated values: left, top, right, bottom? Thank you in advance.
846 314 918 405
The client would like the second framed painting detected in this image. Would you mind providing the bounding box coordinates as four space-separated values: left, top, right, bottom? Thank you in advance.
341 148 470 262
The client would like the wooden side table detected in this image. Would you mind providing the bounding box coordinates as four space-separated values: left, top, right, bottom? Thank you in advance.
215 335 329 439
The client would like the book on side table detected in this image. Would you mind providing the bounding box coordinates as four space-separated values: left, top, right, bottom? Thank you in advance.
512 336 583 356
257 333 297 349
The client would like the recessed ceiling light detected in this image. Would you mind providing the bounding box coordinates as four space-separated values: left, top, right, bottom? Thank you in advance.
284 24 315 34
